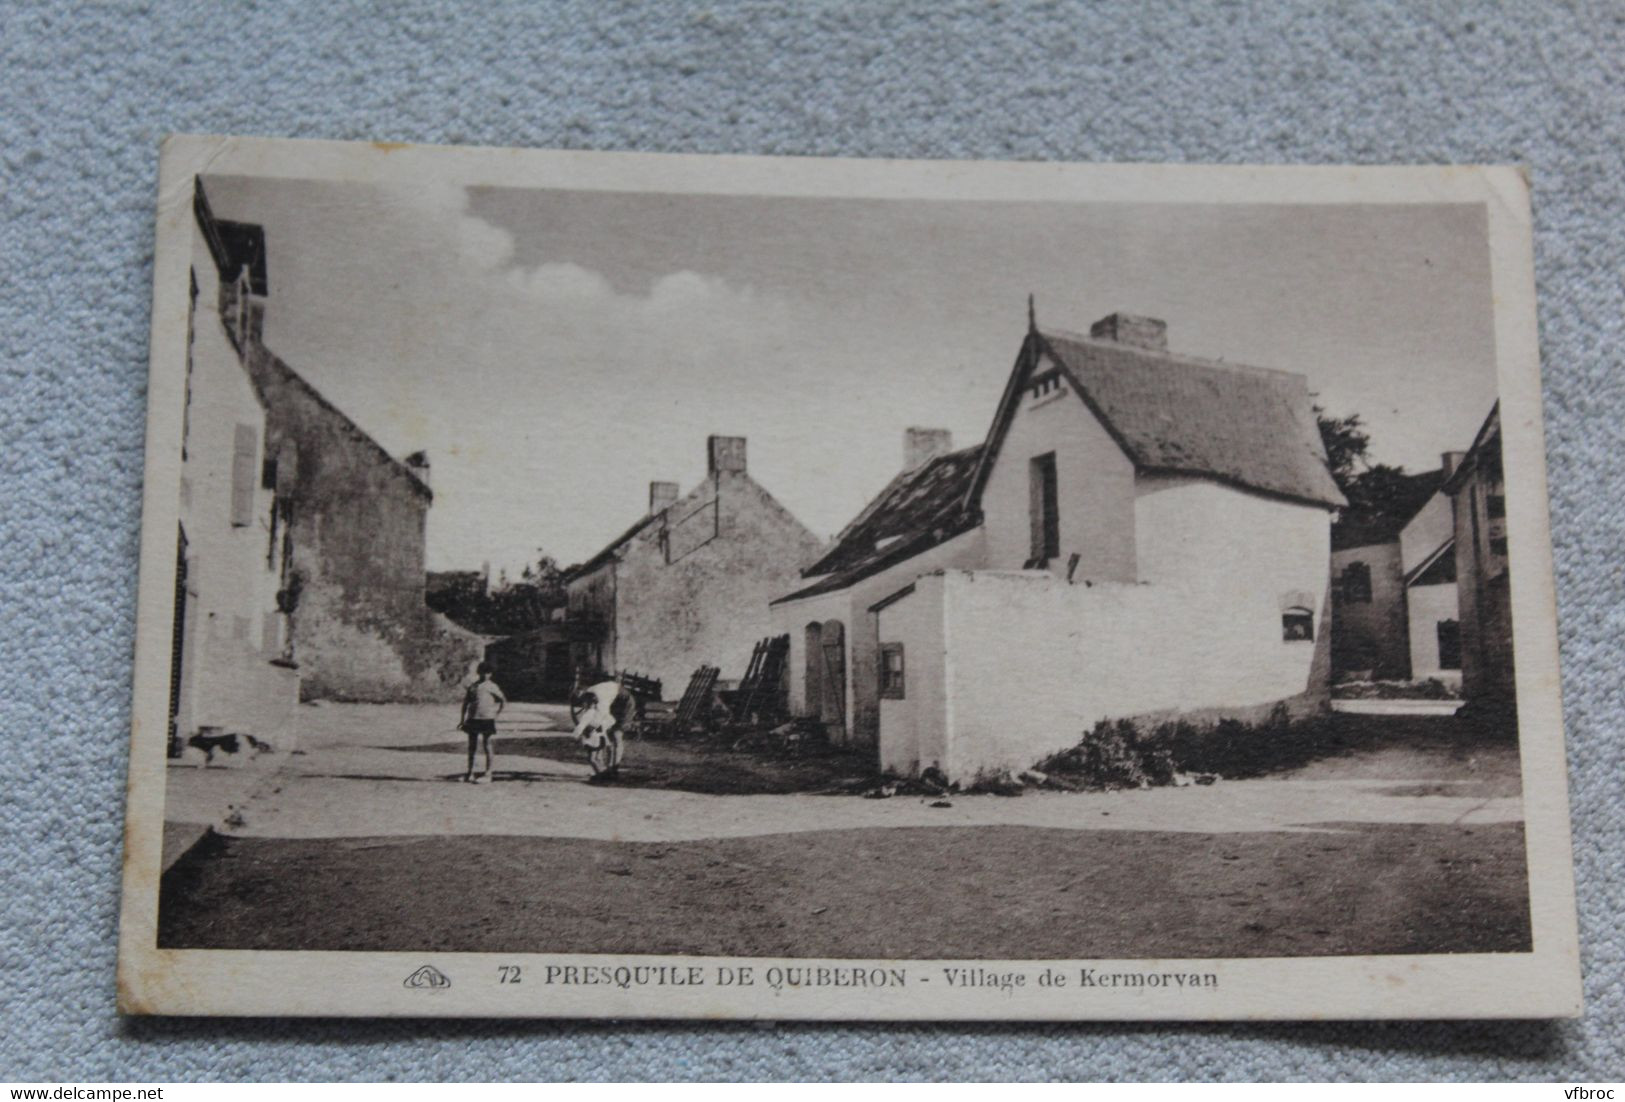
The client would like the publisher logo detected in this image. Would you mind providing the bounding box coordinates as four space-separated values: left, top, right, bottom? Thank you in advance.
403 965 451 990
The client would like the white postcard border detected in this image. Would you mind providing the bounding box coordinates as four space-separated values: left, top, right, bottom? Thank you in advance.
117 135 1580 1019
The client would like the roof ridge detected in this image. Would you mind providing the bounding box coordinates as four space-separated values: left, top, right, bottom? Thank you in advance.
797 443 985 581
1039 326 1310 384
817 444 985 565
247 343 431 500
1034 329 1345 509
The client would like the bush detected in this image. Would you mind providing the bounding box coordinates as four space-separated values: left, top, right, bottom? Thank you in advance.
1333 677 1462 701
1038 704 1345 791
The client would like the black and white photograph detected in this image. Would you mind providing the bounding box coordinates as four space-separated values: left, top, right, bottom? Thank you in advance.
117 137 1577 1020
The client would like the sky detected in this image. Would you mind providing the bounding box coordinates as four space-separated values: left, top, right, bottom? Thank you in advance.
201 174 1499 574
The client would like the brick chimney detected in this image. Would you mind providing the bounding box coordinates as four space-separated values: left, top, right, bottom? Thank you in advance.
1440 450 1468 482
649 480 679 515
904 427 953 471
708 435 747 475
1089 312 1168 353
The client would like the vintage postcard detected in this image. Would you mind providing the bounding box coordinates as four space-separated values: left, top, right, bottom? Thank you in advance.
118 136 1579 1018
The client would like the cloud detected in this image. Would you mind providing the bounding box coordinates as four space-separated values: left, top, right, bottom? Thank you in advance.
267 182 821 569
377 176 517 274
506 261 613 302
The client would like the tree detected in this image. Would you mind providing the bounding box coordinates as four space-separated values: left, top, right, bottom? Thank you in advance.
1314 404 1372 495
1316 403 1412 515
1342 463 1416 516
427 549 568 636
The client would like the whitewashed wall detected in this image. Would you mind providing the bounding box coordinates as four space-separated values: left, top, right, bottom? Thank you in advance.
874 580 948 775
885 553 1330 782
1135 474 1330 596
179 227 298 742
1399 490 1454 576
979 353 1138 580
1406 582 1462 682
771 526 985 745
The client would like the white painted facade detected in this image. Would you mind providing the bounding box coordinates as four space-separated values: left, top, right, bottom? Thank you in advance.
1399 491 1453 577
878 559 1329 780
980 354 1137 583
771 527 985 747
1405 582 1461 683
877 359 1332 781
1399 489 1462 684
776 327 1336 779
173 219 299 748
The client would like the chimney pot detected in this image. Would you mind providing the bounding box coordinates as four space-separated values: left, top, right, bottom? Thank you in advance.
708 435 747 475
404 450 430 488
1089 312 1168 352
649 480 680 515
904 427 953 470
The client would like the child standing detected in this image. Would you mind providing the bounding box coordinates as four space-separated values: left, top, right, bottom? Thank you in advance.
460 661 507 784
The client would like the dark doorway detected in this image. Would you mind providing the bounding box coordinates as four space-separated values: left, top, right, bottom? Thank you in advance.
1437 619 1463 671
1029 452 1059 564
803 622 823 721
819 619 847 740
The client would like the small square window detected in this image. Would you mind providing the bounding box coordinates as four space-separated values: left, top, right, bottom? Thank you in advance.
1436 619 1462 670
879 643 906 700
1486 493 1506 520
1282 608 1314 642
1339 562 1371 604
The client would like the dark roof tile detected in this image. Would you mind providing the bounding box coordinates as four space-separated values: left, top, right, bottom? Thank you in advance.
1037 329 1347 509
776 446 983 602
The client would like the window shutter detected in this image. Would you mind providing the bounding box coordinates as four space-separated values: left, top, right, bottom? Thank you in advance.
230 422 258 527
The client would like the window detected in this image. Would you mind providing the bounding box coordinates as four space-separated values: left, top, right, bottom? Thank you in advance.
1028 370 1063 401
1486 490 1509 561
230 422 258 527
1029 452 1059 564
1339 561 1372 604
1436 619 1462 670
1282 607 1314 642
879 643 906 700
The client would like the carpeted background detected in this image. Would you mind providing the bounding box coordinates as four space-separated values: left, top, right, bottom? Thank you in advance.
2 0 1620 1082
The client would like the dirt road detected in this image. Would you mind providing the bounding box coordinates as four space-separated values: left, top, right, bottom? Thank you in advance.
157 702 1530 957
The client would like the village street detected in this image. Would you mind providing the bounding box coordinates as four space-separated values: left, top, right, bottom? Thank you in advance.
158 703 1531 959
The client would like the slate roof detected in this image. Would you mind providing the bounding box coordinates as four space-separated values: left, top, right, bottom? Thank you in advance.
1331 469 1447 551
1027 328 1347 510
774 446 984 603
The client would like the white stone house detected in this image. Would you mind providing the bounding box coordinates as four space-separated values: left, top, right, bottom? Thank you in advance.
1397 468 1464 683
168 181 300 753
774 309 1347 782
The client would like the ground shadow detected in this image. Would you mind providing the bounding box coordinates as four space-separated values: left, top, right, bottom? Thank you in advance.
378 735 876 796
